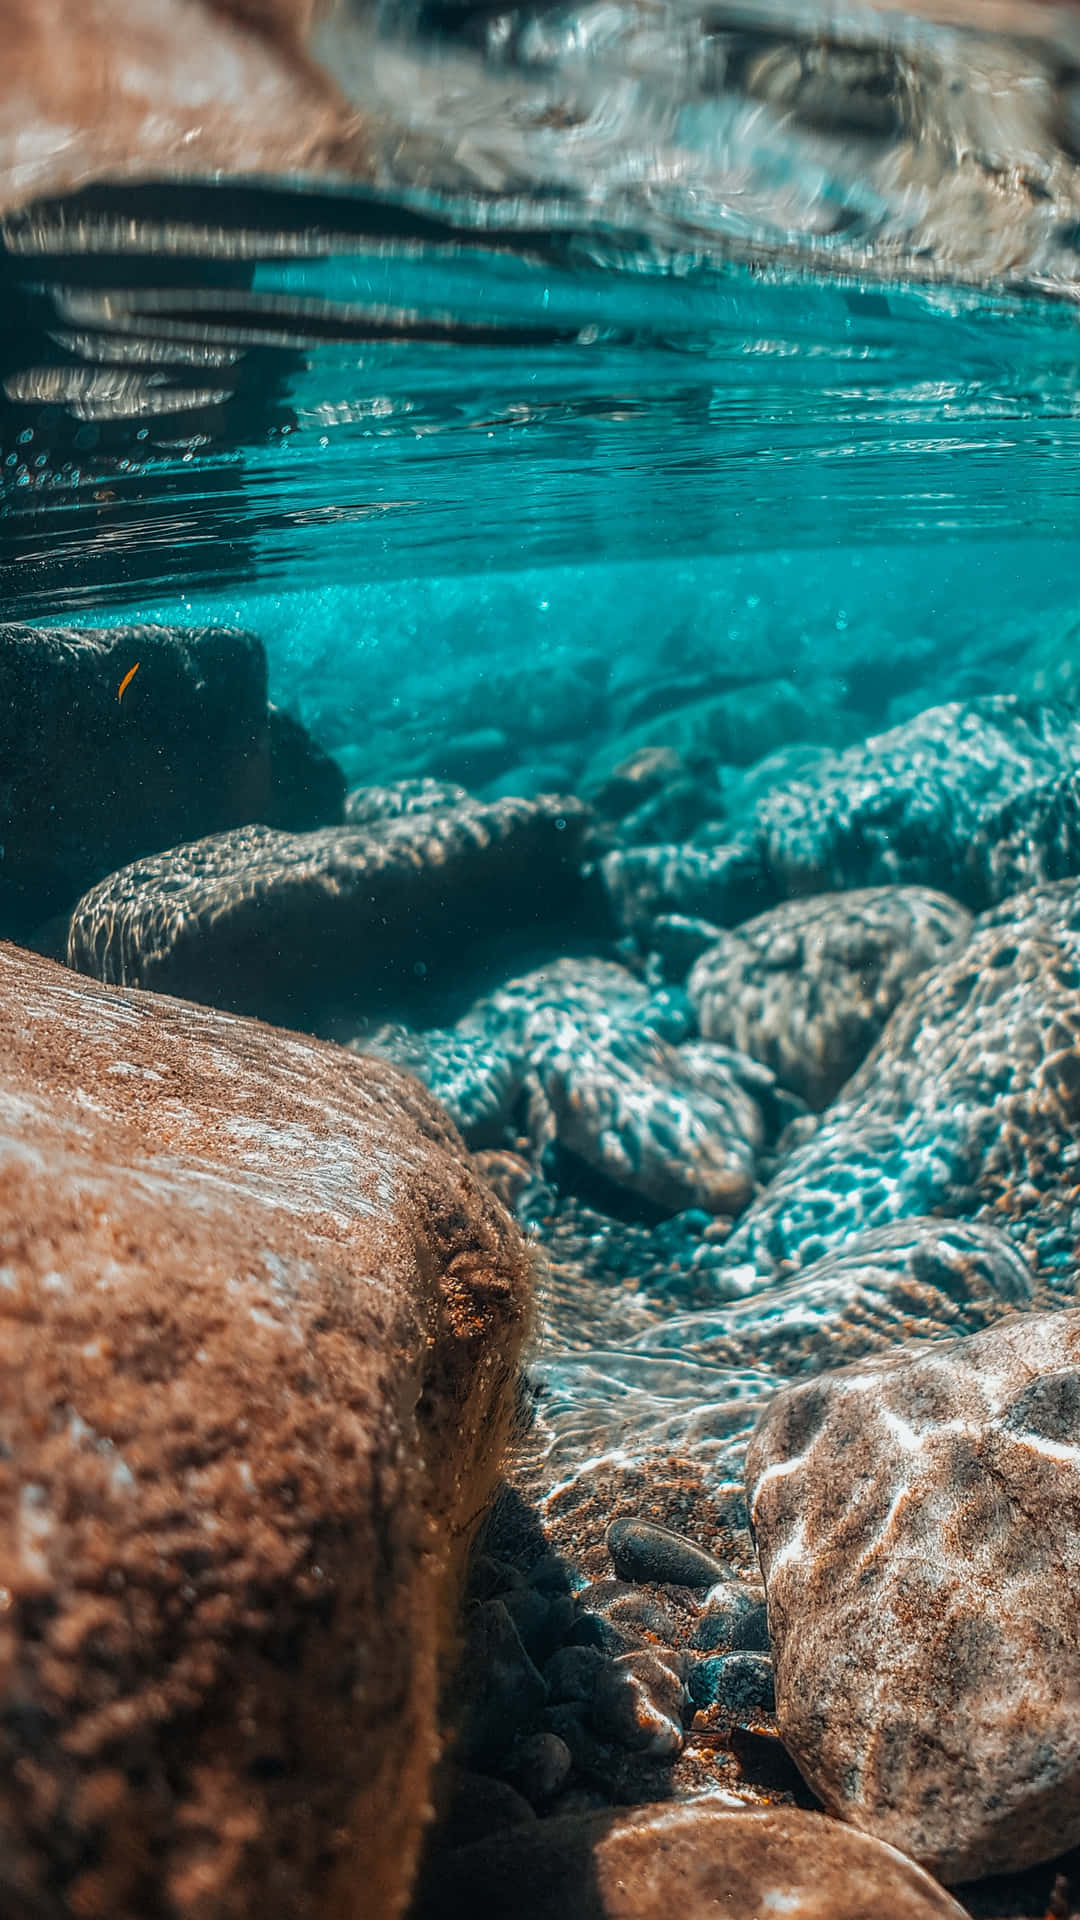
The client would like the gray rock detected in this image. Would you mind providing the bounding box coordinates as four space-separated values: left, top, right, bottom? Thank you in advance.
589 1652 688 1757
672 1218 1034 1360
66 794 589 1025
266 703 346 830
755 696 1080 909
343 777 469 824
746 1309 1080 1881
606 1517 733 1589
0 624 272 932
689 886 971 1109
456 1602 548 1771
686 1651 775 1717
363 957 770 1217
718 910 1080 1281
543 1646 606 1706
505 1732 574 1804
689 1582 769 1653
598 841 776 942
585 678 850 794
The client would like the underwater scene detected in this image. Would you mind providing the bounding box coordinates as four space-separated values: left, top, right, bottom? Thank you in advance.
5 2 1080 1917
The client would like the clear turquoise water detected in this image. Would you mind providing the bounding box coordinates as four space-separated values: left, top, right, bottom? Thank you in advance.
5 210 1080 721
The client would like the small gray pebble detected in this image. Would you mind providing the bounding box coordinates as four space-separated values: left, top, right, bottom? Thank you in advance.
502 1586 558 1663
590 1651 688 1757
568 1612 632 1657
528 1552 576 1595
470 1554 527 1601
606 1517 734 1589
505 1731 573 1805
690 1581 770 1653
687 1650 775 1716
543 1645 606 1705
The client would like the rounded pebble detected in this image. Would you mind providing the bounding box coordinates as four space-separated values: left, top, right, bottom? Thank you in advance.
690 1581 770 1653
687 1651 776 1717
590 1651 688 1757
506 1732 574 1805
606 1517 734 1588
543 1646 606 1705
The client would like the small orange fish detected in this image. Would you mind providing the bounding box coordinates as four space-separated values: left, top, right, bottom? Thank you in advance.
117 662 140 703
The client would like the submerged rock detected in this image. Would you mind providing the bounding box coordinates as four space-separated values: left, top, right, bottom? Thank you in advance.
66 793 590 1024
600 699 1080 942
718 911 1080 1280
0 941 531 1920
689 886 971 1109
343 776 471 825
363 956 769 1216
584 677 849 793
755 696 1080 909
605 1517 733 1589
746 1310 1080 1882
415 1801 968 1920
0 625 272 933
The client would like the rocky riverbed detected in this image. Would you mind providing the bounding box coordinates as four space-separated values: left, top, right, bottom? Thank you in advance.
4 620 1080 1918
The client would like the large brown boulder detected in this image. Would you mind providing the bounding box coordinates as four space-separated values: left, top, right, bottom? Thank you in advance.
746 1310 1080 1882
415 1800 968 1920
0 941 531 1920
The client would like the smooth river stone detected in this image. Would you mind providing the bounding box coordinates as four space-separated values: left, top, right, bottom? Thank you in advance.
689 885 971 1109
66 793 589 1025
416 1801 968 1920
0 942 530 1920
746 1310 1080 1882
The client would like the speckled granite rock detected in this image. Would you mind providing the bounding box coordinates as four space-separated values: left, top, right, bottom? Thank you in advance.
746 1309 1080 1882
415 1801 968 1920
716 912 1080 1283
689 887 971 1108
600 700 1080 942
755 697 1080 909
0 942 531 1920
66 793 590 1025
361 957 770 1215
0 625 273 933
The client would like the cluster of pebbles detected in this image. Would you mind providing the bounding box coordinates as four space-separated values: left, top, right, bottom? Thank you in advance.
5 623 1080 1918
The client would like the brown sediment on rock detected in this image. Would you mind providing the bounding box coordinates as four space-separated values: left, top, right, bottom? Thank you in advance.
0 941 531 1920
0 0 370 216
